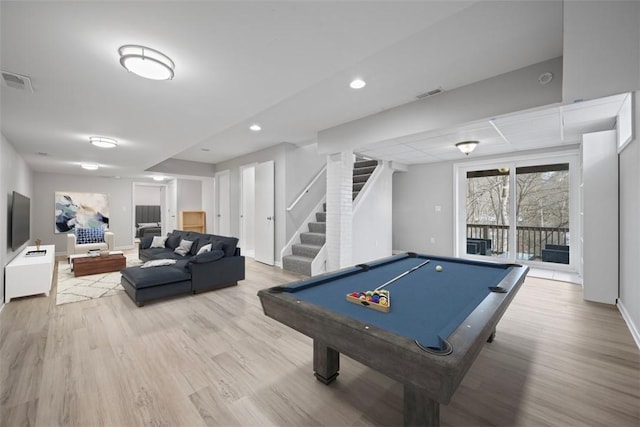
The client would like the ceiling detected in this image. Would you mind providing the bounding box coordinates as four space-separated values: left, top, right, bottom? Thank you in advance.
0 1 623 179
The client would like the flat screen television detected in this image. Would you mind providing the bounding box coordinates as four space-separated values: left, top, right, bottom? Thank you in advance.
10 191 30 250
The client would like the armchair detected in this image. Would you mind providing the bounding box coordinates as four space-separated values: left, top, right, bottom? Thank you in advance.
67 227 115 256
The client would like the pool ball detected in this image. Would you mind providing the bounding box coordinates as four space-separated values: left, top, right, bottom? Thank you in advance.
436 265 443 272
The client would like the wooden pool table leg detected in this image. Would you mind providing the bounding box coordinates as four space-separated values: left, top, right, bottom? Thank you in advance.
404 384 439 426
313 339 340 384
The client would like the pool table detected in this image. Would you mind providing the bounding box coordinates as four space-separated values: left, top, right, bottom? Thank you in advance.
258 252 529 426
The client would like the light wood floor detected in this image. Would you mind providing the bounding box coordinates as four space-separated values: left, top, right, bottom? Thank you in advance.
1 257 639 426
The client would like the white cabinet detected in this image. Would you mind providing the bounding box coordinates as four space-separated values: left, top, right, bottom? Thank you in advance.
581 130 618 304
5 245 55 303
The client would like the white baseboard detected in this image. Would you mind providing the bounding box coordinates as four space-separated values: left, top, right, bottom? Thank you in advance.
617 299 640 350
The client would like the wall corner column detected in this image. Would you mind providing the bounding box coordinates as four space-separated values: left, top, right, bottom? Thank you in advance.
326 151 353 271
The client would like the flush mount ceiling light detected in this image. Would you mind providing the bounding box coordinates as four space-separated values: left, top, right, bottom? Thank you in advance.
350 78 366 89
89 136 118 148
152 176 165 181
81 163 99 170
249 124 261 132
118 45 175 80
455 140 479 155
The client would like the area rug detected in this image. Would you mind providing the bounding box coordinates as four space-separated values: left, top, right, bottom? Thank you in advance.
56 254 142 305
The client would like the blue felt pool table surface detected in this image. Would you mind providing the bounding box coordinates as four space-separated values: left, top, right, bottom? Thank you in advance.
282 253 517 350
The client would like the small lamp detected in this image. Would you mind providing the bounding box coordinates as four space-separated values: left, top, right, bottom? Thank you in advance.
456 140 479 155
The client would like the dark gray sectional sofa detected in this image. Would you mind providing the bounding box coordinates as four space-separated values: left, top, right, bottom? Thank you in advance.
121 230 245 306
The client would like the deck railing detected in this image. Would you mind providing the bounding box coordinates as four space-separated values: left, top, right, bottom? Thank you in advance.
466 224 570 260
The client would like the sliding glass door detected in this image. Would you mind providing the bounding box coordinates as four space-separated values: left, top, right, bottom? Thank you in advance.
456 152 579 269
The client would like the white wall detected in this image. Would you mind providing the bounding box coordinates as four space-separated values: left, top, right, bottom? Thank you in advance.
177 179 202 211
285 143 327 242
33 173 137 254
619 90 640 345
392 161 455 256
353 163 394 264
134 185 162 205
1 133 34 308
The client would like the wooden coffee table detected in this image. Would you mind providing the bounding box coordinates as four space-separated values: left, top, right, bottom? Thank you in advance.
72 253 126 277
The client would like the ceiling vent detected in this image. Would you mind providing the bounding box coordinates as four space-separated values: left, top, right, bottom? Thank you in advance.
416 88 443 100
1 71 34 93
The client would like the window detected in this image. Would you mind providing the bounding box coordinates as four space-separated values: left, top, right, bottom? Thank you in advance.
456 152 579 270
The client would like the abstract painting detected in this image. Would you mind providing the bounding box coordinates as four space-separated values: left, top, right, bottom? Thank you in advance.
55 192 110 233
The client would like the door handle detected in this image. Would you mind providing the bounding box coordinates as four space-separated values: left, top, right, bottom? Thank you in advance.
267 216 273 220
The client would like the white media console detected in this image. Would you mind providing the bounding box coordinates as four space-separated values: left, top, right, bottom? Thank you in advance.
5 244 55 303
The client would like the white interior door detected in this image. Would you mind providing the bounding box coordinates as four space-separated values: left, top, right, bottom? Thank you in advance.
254 160 275 265
240 166 256 258
215 171 230 235
166 179 177 234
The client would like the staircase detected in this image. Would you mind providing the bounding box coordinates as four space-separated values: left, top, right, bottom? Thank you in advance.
353 158 378 200
282 157 379 277
282 204 326 276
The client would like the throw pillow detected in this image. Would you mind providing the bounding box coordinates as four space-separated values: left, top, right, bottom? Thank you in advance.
165 233 181 249
189 238 200 256
174 239 194 256
196 243 212 255
150 235 167 248
140 236 154 249
75 227 104 244
141 259 177 268
189 249 225 264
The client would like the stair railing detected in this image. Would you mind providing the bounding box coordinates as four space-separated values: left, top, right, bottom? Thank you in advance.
286 165 327 211
280 195 327 265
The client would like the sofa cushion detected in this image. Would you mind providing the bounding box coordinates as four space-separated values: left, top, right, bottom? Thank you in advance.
189 238 200 256
165 233 181 249
174 239 194 256
196 243 212 255
189 249 225 264
141 259 177 268
196 239 223 253
76 227 104 244
121 265 191 290
150 236 167 248
140 235 154 249
210 235 238 257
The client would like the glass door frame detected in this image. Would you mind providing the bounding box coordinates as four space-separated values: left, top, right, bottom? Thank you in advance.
454 150 581 273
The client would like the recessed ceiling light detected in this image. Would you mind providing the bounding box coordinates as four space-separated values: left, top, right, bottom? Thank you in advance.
89 136 118 148
350 78 366 89
81 163 99 170
250 124 261 132
153 176 165 181
118 45 175 80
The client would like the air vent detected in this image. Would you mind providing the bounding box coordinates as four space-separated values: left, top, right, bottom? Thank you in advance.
416 88 443 100
1 70 34 93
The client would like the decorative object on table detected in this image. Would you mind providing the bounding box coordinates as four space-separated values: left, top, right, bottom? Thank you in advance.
35 238 41 250
346 289 390 312
54 191 109 233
